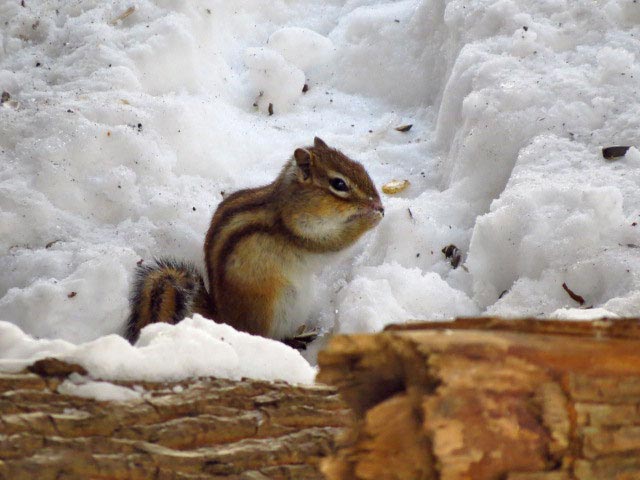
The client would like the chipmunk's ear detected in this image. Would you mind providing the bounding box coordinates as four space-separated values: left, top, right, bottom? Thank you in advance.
314 137 328 149
294 148 313 182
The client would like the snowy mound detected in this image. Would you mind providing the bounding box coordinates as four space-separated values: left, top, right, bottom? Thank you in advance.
268 27 334 71
1 0 640 383
0 315 316 385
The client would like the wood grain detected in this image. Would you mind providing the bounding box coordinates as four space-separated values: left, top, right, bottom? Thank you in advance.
0 364 350 480
318 318 640 480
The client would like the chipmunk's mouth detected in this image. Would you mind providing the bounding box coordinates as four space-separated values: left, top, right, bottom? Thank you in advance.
346 208 384 224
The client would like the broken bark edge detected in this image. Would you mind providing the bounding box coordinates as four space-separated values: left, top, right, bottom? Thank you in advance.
319 317 640 480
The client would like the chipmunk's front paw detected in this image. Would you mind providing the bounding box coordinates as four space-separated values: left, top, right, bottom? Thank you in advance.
282 326 319 350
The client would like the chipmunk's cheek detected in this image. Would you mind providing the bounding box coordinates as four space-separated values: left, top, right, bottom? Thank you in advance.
287 209 346 242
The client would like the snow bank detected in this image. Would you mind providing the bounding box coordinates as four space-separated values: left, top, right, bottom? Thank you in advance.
1 0 639 384
0 316 316 384
336 263 477 333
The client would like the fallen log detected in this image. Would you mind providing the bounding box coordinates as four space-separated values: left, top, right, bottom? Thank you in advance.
0 361 351 480
317 317 640 480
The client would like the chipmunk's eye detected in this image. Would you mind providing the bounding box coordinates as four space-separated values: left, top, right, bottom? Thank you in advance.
329 177 349 193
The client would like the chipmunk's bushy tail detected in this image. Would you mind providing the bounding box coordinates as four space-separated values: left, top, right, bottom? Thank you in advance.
125 258 214 343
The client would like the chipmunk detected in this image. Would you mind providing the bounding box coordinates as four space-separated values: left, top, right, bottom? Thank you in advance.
125 137 383 345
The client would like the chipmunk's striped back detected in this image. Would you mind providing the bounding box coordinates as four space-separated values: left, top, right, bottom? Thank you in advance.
203 184 288 336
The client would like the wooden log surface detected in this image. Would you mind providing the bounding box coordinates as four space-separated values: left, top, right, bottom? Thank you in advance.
0 358 351 480
317 317 640 480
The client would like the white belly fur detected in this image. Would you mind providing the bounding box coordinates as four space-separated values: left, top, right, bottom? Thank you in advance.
268 254 321 340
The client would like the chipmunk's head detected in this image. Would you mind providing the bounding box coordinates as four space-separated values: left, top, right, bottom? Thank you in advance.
280 137 384 251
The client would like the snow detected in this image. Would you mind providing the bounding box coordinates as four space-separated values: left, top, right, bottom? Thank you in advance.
550 307 619 321
0 316 316 385
57 375 144 402
336 263 477 333
245 47 306 114
268 27 334 72
1 0 639 386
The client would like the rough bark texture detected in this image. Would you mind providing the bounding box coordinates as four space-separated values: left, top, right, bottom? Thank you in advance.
317 317 640 480
0 358 351 480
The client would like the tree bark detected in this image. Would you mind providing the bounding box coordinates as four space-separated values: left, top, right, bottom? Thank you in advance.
317 317 640 480
0 358 351 480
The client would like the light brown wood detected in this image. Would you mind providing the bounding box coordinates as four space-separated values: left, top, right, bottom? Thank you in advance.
317 318 640 480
